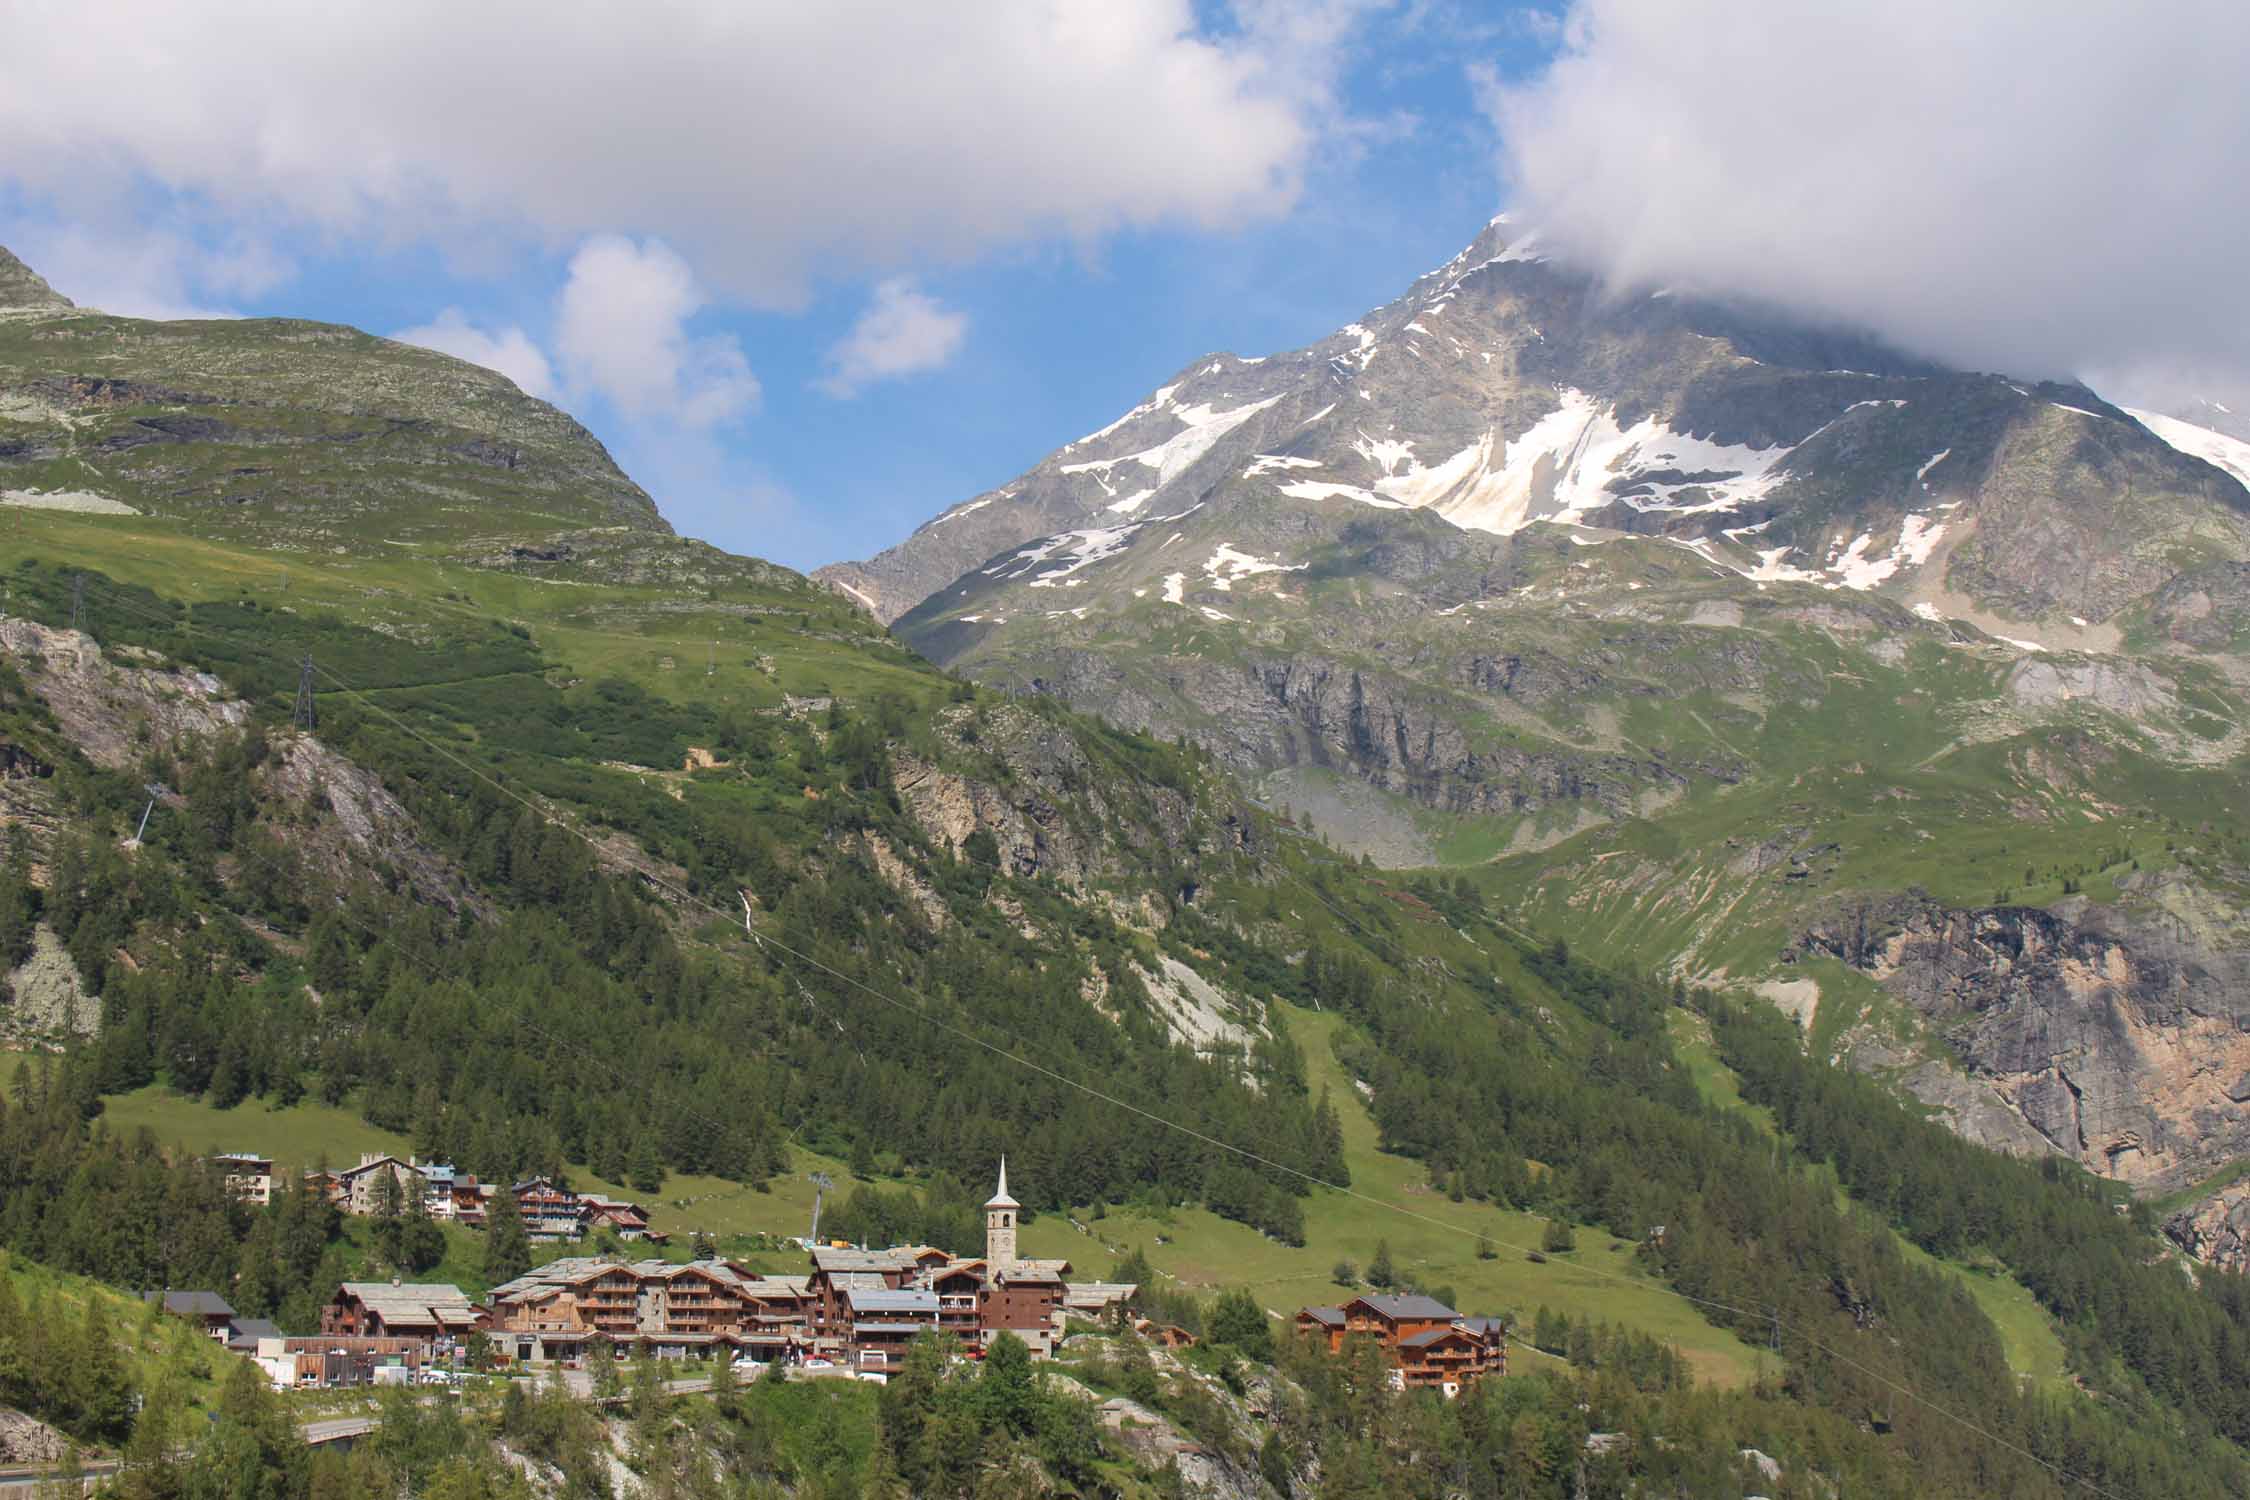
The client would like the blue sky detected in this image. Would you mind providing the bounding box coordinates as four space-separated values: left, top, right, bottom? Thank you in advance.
0 2 1558 572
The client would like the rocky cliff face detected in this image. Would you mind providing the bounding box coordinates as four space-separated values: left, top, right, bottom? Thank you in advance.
893 697 1259 894
0 617 481 915
1013 640 1724 831
1794 885 2250 1196
2166 1180 2250 1270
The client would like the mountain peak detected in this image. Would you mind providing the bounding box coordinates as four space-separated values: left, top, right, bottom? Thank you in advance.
0 246 73 311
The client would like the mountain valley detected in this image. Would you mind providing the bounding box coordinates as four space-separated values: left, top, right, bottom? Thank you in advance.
5 237 2250 1497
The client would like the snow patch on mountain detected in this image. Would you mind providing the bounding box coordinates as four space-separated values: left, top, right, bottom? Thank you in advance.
1204 544 1305 591
2125 407 2250 495
1161 572 1185 605
1060 395 1281 489
985 525 1141 589
1106 488 1158 515
1276 479 1399 508
1243 453 1324 477
1307 388 1795 538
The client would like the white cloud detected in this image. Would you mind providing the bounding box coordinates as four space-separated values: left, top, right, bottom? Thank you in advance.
0 1 1369 305
554 237 758 428
0 221 292 321
390 309 558 399
1487 0 2250 397
818 280 968 398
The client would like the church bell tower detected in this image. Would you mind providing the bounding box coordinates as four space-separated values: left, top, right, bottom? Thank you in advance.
984 1158 1019 1267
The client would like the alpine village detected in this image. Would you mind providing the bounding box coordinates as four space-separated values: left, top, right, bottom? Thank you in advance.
4 7 2250 1500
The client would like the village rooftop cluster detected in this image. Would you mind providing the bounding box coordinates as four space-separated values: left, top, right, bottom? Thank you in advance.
179 1158 1508 1396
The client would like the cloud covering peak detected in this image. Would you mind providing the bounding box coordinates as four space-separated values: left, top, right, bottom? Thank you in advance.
1487 0 2250 401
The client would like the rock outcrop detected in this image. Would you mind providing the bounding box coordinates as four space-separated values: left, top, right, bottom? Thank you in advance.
0 618 481 915
1793 886 2250 1196
2165 1179 2250 1270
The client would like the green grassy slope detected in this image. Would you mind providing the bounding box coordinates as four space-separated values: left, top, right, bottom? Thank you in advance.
1017 1004 1763 1387
1664 1011 2068 1391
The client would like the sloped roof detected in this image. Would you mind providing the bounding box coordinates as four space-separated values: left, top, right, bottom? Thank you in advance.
486 1257 627 1301
1297 1306 1346 1326
338 1282 477 1326
996 1264 1064 1286
225 1318 284 1350
810 1246 920 1274
147 1290 235 1319
1347 1293 1458 1322
744 1275 813 1298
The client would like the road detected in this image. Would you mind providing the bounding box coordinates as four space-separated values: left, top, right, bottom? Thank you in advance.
0 1460 119 1493
3 1413 385 1491
2 1373 752 1487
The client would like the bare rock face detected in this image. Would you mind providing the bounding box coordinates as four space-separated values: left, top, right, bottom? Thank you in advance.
1 923 95 1042
1794 888 2250 1196
890 700 1228 891
2166 1179 2250 1269
0 618 479 914
0 1406 70 1465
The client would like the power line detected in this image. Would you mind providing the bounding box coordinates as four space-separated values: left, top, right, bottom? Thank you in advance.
32 570 2125 1498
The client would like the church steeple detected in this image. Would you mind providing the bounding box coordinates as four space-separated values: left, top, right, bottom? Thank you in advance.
984 1158 1019 1267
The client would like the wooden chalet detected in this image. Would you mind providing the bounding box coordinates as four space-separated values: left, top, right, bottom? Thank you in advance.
321 1282 481 1354
1295 1295 1508 1396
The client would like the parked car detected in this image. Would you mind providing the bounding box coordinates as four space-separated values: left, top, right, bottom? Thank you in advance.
801 1357 836 1371
854 1371 888 1386
730 1358 767 1375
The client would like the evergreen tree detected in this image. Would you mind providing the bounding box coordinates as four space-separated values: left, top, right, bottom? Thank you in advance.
483 1186 531 1285
371 1165 404 1265
398 1177 446 1274
1208 1287 1274 1362
1366 1239 1395 1290
627 1136 664 1196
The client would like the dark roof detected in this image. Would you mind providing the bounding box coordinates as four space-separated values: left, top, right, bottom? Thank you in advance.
1457 1316 1508 1337
1349 1293 1458 1322
995 1265 1064 1286
224 1318 284 1350
145 1290 236 1319
1298 1306 1345 1326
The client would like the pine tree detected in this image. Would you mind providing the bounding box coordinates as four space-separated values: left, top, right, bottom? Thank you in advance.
484 1186 531 1285
1367 1239 1396 1290
399 1176 446 1273
628 1135 664 1196
1208 1287 1273 1361
371 1165 404 1265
